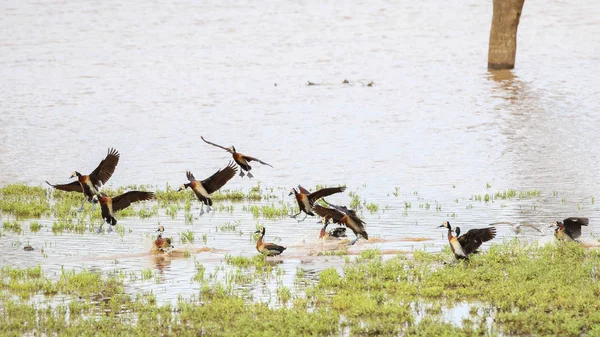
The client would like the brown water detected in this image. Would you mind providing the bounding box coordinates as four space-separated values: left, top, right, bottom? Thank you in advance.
1 0 599 307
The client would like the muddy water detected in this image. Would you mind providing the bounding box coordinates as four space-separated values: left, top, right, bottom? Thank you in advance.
1 0 599 305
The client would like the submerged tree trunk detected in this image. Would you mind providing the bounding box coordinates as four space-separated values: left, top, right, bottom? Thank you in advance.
488 0 525 70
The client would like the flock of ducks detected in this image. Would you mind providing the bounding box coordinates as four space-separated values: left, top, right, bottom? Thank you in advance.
44 142 592 260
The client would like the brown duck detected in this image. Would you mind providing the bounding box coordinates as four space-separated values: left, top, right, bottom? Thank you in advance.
552 217 589 241
46 148 120 211
289 185 346 221
154 225 174 252
439 221 496 260
93 191 155 233
319 218 347 240
178 161 237 215
201 136 272 178
313 203 367 245
254 227 286 256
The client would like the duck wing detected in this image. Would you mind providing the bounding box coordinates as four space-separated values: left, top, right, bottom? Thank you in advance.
313 204 345 223
242 155 273 167
88 148 120 189
46 180 83 193
297 185 311 194
201 136 233 153
308 186 346 204
111 191 155 212
201 161 237 194
562 217 588 239
457 227 496 255
186 171 196 182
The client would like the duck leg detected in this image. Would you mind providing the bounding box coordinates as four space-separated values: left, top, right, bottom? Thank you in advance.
206 205 212 214
77 197 87 212
96 223 104 234
290 211 301 219
297 213 307 222
107 225 113 233
347 235 361 246
247 172 254 178
199 204 205 216
239 170 245 178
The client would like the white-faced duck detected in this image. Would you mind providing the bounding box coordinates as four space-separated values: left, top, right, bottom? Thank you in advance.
93 191 155 233
201 136 272 178
46 148 120 212
154 225 174 252
313 203 367 245
439 221 496 260
551 217 589 241
254 227 286 257
178 161 237 216
319 218 347 240
289 185 346 221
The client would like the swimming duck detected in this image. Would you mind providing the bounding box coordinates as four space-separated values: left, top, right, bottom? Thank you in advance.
313 203 367 245
319 218 347 240
439 221 496 260
154 225 174 252
178 161 237 215
201 136 272 178
93 191 155 233
254 227 286 256
552 217 589 241
289 185 346 221
46 148 120 211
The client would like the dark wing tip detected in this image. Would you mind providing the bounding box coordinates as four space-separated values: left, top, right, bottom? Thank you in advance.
107 147 120 158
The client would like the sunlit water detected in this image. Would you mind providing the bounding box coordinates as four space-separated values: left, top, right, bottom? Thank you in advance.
1 0 599 312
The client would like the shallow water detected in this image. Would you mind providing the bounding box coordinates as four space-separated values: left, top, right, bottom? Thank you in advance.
1 0 599 308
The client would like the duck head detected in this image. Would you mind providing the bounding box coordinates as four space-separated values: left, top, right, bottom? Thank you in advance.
177 183 190 192
70 171 81 179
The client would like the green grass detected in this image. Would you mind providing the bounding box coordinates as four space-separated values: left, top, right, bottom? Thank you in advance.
180 230 195 244
3 242 600 336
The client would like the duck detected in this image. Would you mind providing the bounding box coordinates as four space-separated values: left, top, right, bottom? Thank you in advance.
488 221 542 234
439 221 496 260
154 225 174 252
254 227 286 256
552 217 589 241
92 191 155 233
46 148 120 211
178 161 237 215
319 218 347 240
313 203 367 245
289 185 346 221
201 136 272 178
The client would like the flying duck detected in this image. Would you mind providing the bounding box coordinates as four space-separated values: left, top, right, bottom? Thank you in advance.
289 185 346 221
201 136 272 178
46 148 120 211
93 191 155 233
178 161 237 215
313 203 367 245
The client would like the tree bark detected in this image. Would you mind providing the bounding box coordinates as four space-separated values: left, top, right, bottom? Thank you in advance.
488 0 525 70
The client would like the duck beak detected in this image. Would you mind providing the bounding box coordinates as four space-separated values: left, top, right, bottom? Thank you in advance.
438 225 445 228
254 230 261 234
288 191 293 196
177 187 183 192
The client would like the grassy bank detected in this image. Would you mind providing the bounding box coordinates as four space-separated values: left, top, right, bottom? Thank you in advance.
2 241 599 336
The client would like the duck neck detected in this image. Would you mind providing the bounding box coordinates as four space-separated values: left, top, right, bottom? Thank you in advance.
446 224 454 241
257 233 264 247
320 225 327 238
